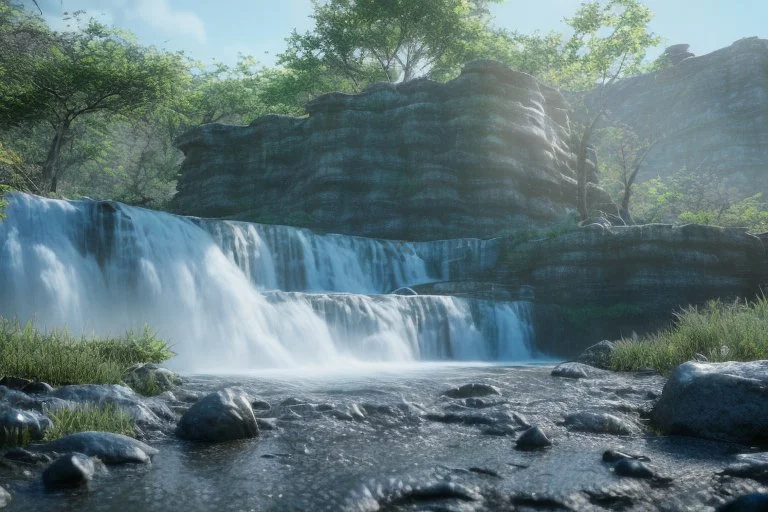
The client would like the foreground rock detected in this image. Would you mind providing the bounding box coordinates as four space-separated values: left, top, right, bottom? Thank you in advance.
0 404 51 443
42 453 95 489
443 384 501 399
576 341 616 369
551 362 606 379
31 432 158 464
0 486 9 508
123 364 182 395
515 426 552 450
176 388 259 442
652 361 768 444
563 412 640 435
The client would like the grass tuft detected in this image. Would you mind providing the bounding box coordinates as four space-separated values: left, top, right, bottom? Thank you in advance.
610 296 768 374
43 404 136 441
0 318 174 386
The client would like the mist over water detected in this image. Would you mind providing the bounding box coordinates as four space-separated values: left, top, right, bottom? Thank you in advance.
0 193 534 372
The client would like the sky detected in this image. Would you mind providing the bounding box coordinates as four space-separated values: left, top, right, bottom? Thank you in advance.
26 0 767 68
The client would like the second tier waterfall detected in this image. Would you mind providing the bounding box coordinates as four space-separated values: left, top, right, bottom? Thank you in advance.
0 193 534 371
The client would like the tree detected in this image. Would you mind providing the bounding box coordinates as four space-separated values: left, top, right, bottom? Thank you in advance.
279 0 502 89
0 13 186 192
596 125 658 223
549 0 660 221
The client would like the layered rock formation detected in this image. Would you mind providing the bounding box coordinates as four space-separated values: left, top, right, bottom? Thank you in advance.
498 224 768 355
174 61 608 240
590 38 768 194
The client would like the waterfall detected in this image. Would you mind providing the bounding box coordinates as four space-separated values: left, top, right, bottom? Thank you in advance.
0 193 533 372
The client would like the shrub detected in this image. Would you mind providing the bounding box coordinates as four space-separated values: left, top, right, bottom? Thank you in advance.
0 319 174 385
610 297 768 374
43 404 135 441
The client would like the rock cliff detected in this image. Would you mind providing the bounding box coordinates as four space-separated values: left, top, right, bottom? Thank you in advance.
590 38 768 194
499 224 768 355
174 61 607 240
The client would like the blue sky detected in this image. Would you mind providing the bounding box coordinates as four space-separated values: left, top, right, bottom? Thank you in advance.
27 0 766 68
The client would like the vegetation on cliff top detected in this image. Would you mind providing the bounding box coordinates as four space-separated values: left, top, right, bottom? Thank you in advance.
0 318 173 386
610 296 768 374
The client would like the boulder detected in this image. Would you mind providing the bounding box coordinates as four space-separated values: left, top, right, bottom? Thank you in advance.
652 361 768 444
551 362 605 379
515 426 552 450
123 363 182 396
443 384 501 399
30 431 158 464
42 453 95 489
51 384 173 430
577 341 617 369
22 382 54 395
0 486 9 508
0 404 51 444
563 412 640 435
176 388 259 442
0 377 32 390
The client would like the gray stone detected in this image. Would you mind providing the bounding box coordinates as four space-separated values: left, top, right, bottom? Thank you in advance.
651 361 768 444
31 431 158 464
176 388 259 442
515 426 552 450
42 453 95 489
577 341 617 369
563 412 640 435
0 485 9 508
613 459 655 479
51 384 173 430
717 493 768 512
4 448 53 465
551 362 604 379
22 382 54 394
123 364 181 395
0 377 32 390
0 404 51 443
443 384 501 399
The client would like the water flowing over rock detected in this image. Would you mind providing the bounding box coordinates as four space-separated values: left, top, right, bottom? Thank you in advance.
173 60 608 240
0 193 535 371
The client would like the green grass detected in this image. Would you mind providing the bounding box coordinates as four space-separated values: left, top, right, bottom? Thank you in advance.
0 318 174 386
43 404 136 441
610 297 768 374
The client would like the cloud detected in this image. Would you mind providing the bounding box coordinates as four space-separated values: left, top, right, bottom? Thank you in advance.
131 0 207 44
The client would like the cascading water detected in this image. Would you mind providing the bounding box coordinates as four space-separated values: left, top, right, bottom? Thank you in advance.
0 193 535 372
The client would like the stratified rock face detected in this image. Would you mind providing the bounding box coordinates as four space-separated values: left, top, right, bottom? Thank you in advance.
500 224 767 354
174 61 603 240
592 38 768 194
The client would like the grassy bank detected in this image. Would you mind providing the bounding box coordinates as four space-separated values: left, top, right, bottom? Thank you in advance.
43 404 135 440
0 318 173 386
610 297 768 374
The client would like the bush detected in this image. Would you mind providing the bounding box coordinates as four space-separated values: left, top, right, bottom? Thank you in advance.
43 404 135 441
610 297 768 374
0 319 174 385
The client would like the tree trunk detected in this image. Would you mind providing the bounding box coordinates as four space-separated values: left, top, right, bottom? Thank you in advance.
575 132 590 222
41 121 70 193
619 186 633 225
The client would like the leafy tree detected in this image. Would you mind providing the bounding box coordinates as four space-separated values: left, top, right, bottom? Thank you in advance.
279 0 503 89
544 0 660 221
0 12 186 192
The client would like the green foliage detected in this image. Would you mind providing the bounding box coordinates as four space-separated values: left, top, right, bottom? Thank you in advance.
43 404 135 441
610 297 768 374
128 373 162 397
0 319 173 385
564 303 643 329
0 184 8 220
279 0 503 87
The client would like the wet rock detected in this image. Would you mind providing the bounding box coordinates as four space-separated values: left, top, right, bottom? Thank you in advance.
464 397 504 409
563 412 640 435
551 362 603 379
4 448 53 465
0 377 32 390
280 397 306 407
51 385 172 430
391 287 418 296
42 453 95 489
0 386 37 409
613 459 656 479
31 431 157 464
348 404 365 421
443 383 501 399
717 493 768 512
328 410 354 421
515 426 552 450
176 388 259 442
577 341 616 369
0 405 51 443
22 382 53 395
251 400 271 411
722 453 768 483
0 486 9 508
255 418 278 431
652 361 768 444
602 449 650 463
123 364 181 395
315 403 334 412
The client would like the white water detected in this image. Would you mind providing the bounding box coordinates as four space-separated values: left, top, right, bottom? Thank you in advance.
0 193 534 372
